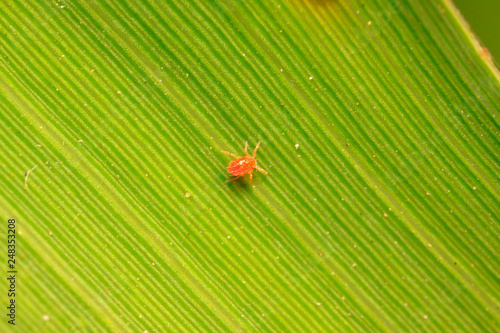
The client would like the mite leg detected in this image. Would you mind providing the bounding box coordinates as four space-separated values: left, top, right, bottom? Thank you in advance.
226 174 243 182
245 141 249 156
252 141 261 158
249 170 254 183
222 151 239 158
256 166 268 174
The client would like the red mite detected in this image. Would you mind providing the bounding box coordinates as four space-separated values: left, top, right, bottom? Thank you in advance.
223 141 268 183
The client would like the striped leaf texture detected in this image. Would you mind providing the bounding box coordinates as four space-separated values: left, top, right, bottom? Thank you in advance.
0 0 499 332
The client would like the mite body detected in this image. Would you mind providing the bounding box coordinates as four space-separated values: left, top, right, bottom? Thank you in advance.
223 141 268 183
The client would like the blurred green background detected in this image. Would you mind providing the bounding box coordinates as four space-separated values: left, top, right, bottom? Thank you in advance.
453 0 500 64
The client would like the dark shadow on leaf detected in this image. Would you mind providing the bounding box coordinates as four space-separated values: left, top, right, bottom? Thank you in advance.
224 176 256 196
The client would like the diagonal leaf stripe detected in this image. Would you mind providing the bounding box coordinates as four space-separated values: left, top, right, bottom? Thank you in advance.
0 0 499 332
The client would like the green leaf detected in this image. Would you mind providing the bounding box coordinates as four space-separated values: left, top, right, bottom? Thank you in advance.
1 0 499 331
